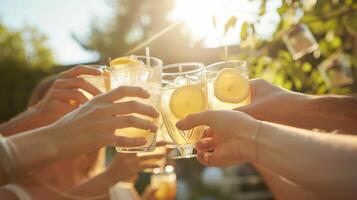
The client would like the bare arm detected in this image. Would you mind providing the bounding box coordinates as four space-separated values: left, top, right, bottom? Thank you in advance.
177 110 357 199
237 79 357 134
256 121 357 199
0 86 158 186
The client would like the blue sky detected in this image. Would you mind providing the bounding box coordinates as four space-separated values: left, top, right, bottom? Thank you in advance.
0 0 112 65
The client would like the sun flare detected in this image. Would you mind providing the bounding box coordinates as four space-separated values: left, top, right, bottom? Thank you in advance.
170 0 259 47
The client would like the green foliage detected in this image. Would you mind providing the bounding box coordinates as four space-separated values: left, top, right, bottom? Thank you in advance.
0 22 54 122
234 0 357 94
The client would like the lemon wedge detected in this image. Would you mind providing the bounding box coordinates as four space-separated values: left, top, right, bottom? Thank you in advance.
110 56 140 68
213 68 249 103
169 85 206 119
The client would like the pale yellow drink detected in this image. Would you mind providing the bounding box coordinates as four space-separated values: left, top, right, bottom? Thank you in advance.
79 73 111 99
151 166 177 200
110 56 162 152
205 60 250 110
162 63 207 159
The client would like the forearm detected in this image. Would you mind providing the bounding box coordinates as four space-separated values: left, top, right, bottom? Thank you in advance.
67 173 112 200
6 126 59 179
0 108 44 136
266 94 357 134
254 121 357 198
253 163 318 200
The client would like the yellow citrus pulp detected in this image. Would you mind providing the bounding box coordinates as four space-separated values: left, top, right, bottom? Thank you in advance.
169 85 207 119
213 68 249 103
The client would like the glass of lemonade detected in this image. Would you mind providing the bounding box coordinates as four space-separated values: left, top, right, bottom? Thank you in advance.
151 165 177 200
136 124 168 173
110 55 163 153
162 63 207 159
205 60 250 110
78 65 111 99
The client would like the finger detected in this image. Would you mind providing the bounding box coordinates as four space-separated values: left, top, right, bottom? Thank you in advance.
176 110 216 130
114 135 147 147
196 138 215 152
53 78 102 97
202 128 213 138
59 65 102 78
196 151 219 166
48 89 89 105
108 115 158 132
107 101 159 118
156 141 171 147
54 100 79 113
100 86 150 102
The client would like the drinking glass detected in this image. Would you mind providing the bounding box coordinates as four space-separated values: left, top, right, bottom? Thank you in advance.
162 63 207 159
283 24 319 60
151 165 177 200
78 65 111 100
205 60 250 110
110 55 163 153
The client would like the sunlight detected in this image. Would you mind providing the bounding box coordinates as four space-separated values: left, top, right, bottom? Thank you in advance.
170 0 259 47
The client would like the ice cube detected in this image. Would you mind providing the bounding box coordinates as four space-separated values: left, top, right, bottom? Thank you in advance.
173 75 190 86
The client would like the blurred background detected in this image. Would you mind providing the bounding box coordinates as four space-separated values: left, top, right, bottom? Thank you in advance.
1 0 356 199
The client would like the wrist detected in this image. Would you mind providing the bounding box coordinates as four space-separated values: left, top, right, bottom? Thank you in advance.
234 117 261 162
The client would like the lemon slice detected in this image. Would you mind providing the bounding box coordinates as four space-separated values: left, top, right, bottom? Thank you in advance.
169 85 206 119
110 56 140 68
213 68 249 103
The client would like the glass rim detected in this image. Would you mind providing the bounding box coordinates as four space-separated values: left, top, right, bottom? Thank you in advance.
132 55 163 67
205 60 247 71
162 62 205 76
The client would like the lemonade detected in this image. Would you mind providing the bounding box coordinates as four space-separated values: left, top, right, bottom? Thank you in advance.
205 60 250 110
110 56 163 152
78 65 111 100
162 63 207 158
151 166 177 200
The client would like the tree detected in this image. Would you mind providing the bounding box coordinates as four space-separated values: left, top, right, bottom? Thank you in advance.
229 0 357 94
0 22 55 122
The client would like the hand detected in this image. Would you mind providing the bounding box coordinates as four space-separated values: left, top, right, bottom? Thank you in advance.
235 79 300 123
141 185 158 200
32 65 103 125
50 85 160 159
176 110 259 167
106 153 165 184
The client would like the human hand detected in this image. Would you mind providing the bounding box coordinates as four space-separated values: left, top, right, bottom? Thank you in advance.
32 65 103 126
106 152 165 184
51 85 160 159
235 79 299 123
176 110 259 167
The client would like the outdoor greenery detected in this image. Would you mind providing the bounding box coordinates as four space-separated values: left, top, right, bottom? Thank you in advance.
0 0 356 199
0 22 54 122
229 0 357 94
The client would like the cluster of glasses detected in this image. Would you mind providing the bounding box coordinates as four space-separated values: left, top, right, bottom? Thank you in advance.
80 55 251 199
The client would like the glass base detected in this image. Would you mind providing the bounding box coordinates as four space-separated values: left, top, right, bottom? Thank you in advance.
168 144 197 159
170 154 197 160
116 146 155 153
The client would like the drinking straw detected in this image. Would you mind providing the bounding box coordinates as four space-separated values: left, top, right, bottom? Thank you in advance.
145 47 150 67
224 45 229 61
124 22 181 55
